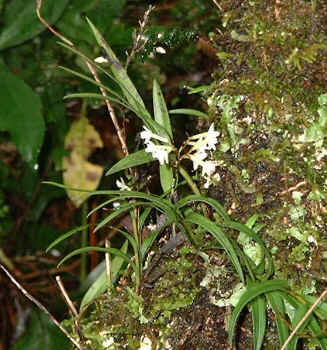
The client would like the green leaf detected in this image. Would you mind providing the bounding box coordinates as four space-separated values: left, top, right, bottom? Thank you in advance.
46 225 89 252
152 80 174 193
58 246 133 268
106 150 155 176
0 0 69 50
228 280 289 346
169 108 209 120
251 296 267 350
94 201 149 232
177 194 229 221
0 69 45 167
43 182 178 221
80 240 128 309
11 310 70 350
303 295 327 320
85 18 158 131
308 317 327 350
266 291 290 348
225 220 273 279
184 211 244 282
153 80 173 140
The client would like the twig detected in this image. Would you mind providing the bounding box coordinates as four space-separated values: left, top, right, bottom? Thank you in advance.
280 288 327 350
36 0 129 157
125 5 155 70
56 276 78 316
0 264 84 350
105 240 112 291
212 0 223 11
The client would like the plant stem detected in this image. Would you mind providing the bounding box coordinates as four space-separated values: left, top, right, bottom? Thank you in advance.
80 201 88 282
131 208 142 294
178 165 201 195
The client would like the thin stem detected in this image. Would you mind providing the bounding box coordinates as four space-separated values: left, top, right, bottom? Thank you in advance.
0 264 85 350
80 201 88 282
131 209 142 294
105 239 112 291
178 165 201 195
36 0 129 158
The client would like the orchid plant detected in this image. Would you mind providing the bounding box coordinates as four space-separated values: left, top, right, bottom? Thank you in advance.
45 18 327 350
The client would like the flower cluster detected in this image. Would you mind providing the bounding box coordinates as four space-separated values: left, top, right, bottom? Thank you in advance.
186 124 220 188
140 127 174 165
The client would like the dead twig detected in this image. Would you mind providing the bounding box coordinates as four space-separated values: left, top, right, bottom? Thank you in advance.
0 264 85 350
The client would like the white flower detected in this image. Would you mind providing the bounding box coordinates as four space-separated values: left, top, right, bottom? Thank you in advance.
116 177 131 191
140 126 169 144
102 337 114 348
145 141 171 165
94 56 108 64
189 151 207 171
139 336 152 350
205 123 220 150
201 160 217 177
155 46 166 54
141 126 173 165
113 202 121 208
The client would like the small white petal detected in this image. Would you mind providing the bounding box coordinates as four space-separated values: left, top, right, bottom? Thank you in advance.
113 202 121 208
94 56 108 63
189 151 207 171
155 46 166 54
116 177 131 191
205 124 219 150
201 161 217 176
140 336 152 350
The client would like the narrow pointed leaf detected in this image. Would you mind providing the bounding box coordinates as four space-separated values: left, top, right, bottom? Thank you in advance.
308 317 327 350
184 211 244 282
251 296 267 350
153 80 173 140
94 202 149 233
46 225 89 252
228 280 289 346
177 194 229 221
106 150 155 176
169 108 209 120
58 246 133 268
266 291 290 347
153 79 174 193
